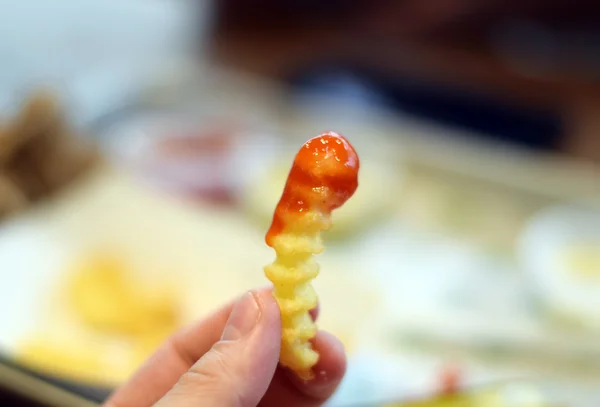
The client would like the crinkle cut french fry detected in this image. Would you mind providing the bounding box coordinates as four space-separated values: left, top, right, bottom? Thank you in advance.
264 132 359 380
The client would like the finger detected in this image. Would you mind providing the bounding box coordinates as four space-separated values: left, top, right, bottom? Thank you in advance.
105 286 320 407
259 330 347 407
105 286 274 407
155 289 281 407
288 331 347 400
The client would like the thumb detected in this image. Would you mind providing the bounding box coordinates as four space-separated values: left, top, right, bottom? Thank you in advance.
155 290 282 407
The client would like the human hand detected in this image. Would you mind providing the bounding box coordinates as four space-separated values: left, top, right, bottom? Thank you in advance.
104 287 346 407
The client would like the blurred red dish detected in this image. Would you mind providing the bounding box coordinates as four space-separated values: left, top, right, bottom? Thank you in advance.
104 114 243 206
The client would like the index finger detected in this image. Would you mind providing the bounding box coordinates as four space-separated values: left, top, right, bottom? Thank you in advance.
105 286 319 407
105 287 261 407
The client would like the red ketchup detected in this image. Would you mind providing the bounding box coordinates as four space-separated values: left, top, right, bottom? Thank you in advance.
266 132 360 247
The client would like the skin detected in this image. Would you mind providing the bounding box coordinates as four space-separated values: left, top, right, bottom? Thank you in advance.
104 286 346 407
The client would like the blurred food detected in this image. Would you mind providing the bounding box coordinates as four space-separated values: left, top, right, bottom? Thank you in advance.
66 253 180 336
15 252 181 385
0 175 27 215
105 114 243 205
0 91 99 219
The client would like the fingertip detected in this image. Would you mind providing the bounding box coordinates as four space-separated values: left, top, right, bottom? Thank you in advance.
288 330 347 400
254 287 280 312
311 331 347 383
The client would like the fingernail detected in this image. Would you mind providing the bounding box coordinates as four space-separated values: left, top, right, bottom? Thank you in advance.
221 291 261 341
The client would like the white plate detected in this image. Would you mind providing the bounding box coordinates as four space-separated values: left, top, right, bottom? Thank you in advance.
519 205 600 330
0 218 75 352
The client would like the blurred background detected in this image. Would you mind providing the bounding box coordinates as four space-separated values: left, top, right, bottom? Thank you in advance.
1 1 600 406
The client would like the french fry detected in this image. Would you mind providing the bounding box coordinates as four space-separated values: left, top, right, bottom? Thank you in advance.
264 132 359 380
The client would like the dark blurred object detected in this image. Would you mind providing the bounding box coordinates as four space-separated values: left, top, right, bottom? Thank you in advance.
211 0 600 161
0 354 104 407
288 65 562 150
0 389 48 407
0 91 99 220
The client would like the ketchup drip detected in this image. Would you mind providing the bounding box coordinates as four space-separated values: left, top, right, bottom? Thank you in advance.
266 132 360 247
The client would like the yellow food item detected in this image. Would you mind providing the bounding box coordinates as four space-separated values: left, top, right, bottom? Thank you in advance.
66 254 180 335
562 243 600 280
265 211 329 379
264 132 359 379
16 253 181 385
